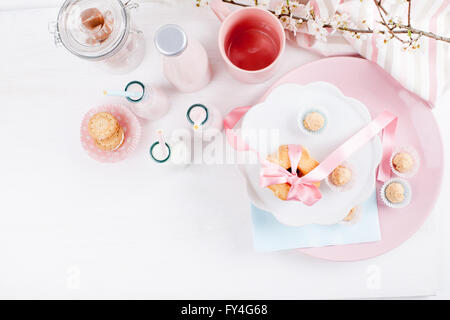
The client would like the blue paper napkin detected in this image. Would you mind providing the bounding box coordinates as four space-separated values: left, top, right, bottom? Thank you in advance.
251 192 381 252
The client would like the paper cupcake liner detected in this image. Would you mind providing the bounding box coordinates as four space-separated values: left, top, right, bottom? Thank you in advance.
380 178 412 209
298 107 328 136
390 146 420 178
339 205 362 225
325 161 356 192
80 104 141 163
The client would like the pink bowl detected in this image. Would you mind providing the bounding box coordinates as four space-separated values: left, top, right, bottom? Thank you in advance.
80 104 141 163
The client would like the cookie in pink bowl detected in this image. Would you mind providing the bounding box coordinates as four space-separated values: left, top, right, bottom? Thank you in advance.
80 104 141 163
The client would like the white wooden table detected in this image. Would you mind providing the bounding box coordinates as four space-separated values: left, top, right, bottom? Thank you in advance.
0 1 448 299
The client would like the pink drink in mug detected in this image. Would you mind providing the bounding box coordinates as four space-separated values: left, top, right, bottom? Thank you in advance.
210 0 285 83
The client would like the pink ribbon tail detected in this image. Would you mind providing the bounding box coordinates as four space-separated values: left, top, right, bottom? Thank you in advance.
300 111 398 184
224 106 252 152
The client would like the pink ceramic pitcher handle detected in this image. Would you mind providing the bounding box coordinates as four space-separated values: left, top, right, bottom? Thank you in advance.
210 0 231 22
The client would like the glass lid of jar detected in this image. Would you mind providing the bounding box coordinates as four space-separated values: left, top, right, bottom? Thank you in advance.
56 0 129 60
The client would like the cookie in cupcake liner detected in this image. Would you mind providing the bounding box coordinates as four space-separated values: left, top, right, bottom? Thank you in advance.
298 107 328 136
95 127 125 151
390 146 420 178
88 112 120 141
380 178 412 209
325 161 356 192
81 104 141 163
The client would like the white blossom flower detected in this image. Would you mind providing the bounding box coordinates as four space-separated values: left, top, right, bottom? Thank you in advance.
274 1 289 15
375 30 394 48
373 23 390 35
329 12 351 30
402 37 424 53
386 15 403 26
278 14 301 35
307 19 327 42
292 2 312 20
288 0 301 8
284 16 299 34
351 32 369 41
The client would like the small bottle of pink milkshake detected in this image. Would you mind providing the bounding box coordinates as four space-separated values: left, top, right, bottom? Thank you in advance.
187 103 223 141
124 81 170 121
149 130 190 168
154 24 212 93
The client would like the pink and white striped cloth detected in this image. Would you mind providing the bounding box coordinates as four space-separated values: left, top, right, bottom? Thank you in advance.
282 0 449 108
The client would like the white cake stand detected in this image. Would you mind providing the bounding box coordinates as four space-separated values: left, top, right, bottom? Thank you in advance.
238 82 382 226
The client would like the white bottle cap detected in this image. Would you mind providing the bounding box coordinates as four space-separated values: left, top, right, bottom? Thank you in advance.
154 24 187 56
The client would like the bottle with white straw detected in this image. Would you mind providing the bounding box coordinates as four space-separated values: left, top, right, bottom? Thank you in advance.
149 130 190 168
104 80 170 120
186 103 223 141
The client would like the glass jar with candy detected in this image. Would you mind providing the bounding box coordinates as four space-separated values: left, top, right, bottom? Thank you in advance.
49 0 145 74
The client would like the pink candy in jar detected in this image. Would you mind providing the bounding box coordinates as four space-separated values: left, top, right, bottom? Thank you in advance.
154 24 212 93
79 7 113 44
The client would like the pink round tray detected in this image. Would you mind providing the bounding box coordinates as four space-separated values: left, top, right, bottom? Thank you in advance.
260 57 444 261
80 104 141 163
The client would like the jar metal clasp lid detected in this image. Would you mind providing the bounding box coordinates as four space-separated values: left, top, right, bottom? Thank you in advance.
48 21 62 47
124 1 139 11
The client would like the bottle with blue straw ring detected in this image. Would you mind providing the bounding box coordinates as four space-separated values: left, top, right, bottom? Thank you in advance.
104 80 170 120
186 103 223 141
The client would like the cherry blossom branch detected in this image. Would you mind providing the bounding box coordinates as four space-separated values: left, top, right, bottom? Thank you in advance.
221 0 372 34
376 1 388 15
374 0 407 44
407 0 411 27
372 0 449 49
221 0 450 44
398 24 450 43
221 0 305 22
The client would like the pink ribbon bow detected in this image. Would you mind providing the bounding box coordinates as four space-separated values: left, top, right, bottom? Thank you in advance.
259 145 322 206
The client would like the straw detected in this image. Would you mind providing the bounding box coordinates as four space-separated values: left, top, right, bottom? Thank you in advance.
157 129 168 159
103 90 141 99
193 107 207 132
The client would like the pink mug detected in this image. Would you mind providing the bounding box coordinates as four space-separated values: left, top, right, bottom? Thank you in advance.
210 0 286 84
